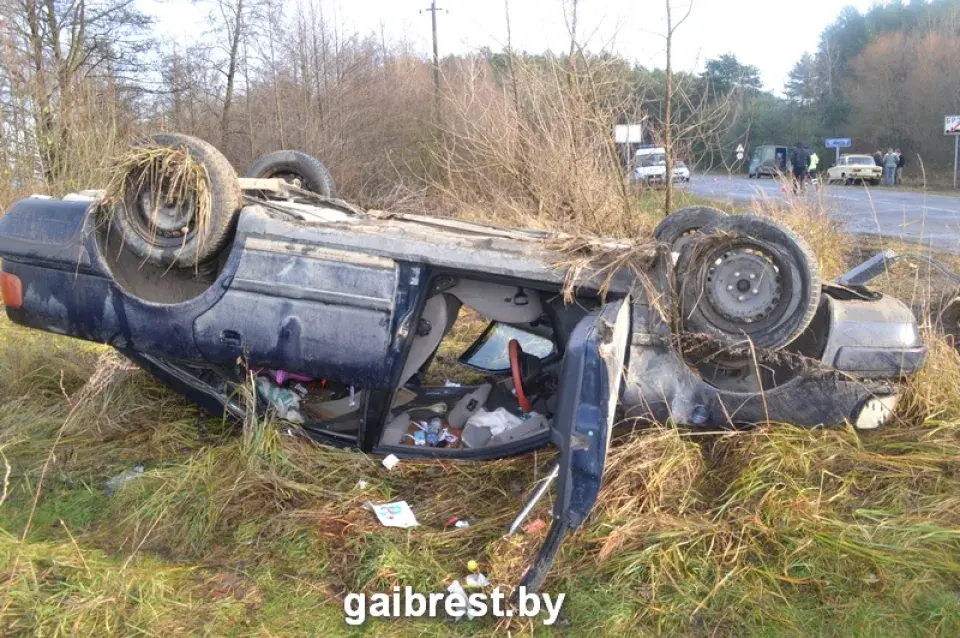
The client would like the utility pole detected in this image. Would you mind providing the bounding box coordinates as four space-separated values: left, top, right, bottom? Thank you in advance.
422 1 443 115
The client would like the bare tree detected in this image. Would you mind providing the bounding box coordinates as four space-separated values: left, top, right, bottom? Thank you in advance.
1 0 150 183
662 0 694 215
207 0 262 148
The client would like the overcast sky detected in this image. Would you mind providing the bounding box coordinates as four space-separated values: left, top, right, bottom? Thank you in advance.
143 0 883 93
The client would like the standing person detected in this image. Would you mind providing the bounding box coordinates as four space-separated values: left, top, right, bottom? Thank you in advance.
790 141 811 193
808 148 820 182
883 148 898 186
874 150 883 167
896 149 905 185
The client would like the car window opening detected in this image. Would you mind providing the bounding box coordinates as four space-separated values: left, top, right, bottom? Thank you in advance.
379 282 563 453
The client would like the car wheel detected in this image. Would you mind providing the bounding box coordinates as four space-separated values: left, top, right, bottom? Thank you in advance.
654 206 728 248
680 214 821 350
245 150 337 197
870 179 880 186
110 133 241 268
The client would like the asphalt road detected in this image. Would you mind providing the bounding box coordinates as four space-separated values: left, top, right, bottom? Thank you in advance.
685 175 960 252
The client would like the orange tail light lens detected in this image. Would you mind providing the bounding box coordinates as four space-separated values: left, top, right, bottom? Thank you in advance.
0 272 23 308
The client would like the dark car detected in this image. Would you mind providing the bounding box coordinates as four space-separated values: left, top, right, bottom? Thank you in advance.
0 135 925 591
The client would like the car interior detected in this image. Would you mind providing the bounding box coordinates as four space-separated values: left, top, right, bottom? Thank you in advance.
294 278 575 454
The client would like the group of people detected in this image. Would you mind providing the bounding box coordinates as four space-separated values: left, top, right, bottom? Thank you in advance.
790 141 907 191
873 149 905 186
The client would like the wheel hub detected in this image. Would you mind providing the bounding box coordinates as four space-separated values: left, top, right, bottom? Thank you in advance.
136 184 195 237
273 171 306 190
705 248 782 323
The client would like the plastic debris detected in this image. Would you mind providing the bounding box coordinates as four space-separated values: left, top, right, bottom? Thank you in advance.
465 407 526 437
467 559 479 572
465 572 490 588
269 369 313 385
368 501 419 528
454 520 470 529
444 379 462 387
106 464 144 496
381 454 400 470
356 480 368 489
255 377 304 423
446 580 479 620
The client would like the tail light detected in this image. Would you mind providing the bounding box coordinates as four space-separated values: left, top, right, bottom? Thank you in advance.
0 272 23 308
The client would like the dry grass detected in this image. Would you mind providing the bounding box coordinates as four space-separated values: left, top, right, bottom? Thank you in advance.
99 141 212 264
4 123 960 633
3 249 960 634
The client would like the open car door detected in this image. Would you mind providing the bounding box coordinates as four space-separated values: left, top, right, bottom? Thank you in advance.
517 297 631 593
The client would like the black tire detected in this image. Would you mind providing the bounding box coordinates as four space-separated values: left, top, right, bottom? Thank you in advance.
111 133 241 268
245 150 337 197
654 206 728 247
680 214 821 350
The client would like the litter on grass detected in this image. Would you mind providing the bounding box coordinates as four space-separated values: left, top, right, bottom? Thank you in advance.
368 501 419 528
106 464 144 496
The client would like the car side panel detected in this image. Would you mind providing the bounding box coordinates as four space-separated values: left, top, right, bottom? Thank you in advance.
0 201 415 388
193 239 400 386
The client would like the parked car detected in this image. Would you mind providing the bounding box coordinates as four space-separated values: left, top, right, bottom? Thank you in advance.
825 154 882 185
631 148 690 184
0 134 925 592
747 144 790 178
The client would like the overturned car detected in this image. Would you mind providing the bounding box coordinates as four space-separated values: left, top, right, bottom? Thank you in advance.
0 135 925 591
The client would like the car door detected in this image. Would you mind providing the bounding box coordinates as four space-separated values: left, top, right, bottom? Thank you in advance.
516 296 630 593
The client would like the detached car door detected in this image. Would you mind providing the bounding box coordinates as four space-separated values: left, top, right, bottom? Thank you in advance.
518 297 631 593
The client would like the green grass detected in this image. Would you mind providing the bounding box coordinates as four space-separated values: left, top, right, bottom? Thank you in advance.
2 232 960 635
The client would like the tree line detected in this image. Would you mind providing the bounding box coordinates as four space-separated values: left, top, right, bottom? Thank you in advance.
1 0 958 213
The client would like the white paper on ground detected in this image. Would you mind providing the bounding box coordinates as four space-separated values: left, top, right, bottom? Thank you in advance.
368 500 419 528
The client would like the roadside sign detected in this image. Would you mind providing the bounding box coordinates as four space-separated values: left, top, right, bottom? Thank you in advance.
948 116 960 189
736 152 744 161
614 124 643 144
825 138 852 148
945 116 960 135
736 144 744 153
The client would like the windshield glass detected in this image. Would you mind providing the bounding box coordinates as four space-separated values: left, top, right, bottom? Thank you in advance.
847 157 875 166
638 153 665 167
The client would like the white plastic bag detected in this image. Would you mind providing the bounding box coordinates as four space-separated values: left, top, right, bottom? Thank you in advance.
465 407 525 436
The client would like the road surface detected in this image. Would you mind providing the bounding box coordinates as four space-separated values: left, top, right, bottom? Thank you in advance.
685 175 960 252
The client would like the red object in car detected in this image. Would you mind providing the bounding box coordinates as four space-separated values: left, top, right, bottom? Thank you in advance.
508 339 534 413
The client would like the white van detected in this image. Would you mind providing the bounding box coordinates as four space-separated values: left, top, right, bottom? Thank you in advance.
632 147 689 184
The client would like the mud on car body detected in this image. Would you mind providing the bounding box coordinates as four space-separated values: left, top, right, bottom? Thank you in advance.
0 135 925 589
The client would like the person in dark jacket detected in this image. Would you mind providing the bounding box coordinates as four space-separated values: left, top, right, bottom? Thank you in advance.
874 151 883 167
790 141 811 192
896 149 905 185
